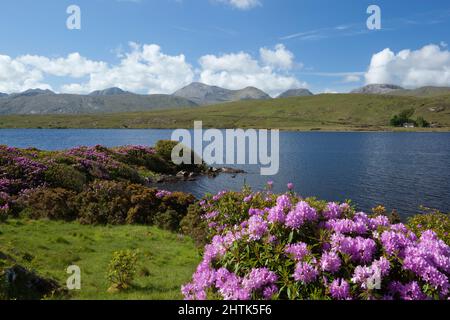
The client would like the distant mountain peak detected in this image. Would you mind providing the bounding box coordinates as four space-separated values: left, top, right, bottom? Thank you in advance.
351 84 404 94
173 82 271 105
278 88 314 98
10 89 55 98
89 87 130 96
0 92 8 98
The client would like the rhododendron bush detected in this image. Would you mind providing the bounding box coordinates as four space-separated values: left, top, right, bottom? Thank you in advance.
182 184 450 300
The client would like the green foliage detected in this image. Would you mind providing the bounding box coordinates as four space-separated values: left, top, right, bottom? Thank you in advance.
155 140 206 173
416 116 430 128
407 208 450 245
44 163 87 192
153 210 179 231
107 250 139 291
180 203 208 247
75 180 194 229
155 140 179 162
16 187 77 221
390 108 430 127
390 108 415 126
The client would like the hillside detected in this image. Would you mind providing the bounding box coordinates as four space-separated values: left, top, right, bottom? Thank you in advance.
1 93 449 130
389 86 450 97
173 82 271 105
278 88 314 98
0 92 197 115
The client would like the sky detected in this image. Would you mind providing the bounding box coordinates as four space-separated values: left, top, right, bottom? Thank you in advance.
0 0 449 96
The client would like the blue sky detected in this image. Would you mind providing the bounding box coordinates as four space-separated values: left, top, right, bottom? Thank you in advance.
0 0 449 95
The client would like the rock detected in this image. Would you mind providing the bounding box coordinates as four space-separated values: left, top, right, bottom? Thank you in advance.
220 167 246 174
351 84 404 94
176 171 188 177
0 262 66 300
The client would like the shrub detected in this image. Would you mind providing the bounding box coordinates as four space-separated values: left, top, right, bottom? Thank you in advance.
408 208 450 245
155 140 206 173
107 250 139 291
155 140 179 162
153 210 180 231
180 203 208 247
182 185 450 301
44 163 87 192
416 116 430 128
76 180 134 225
0 192 10 222
389 109 429 128
75 180 195 227
141 154 176 174
16 187 77 221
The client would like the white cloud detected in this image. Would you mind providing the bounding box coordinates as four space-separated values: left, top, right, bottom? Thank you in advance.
260 44 295 70
343 74 361 83
0 43 305 97
0 44 194 95
62 43 195 94
216 0 261 10
16 53 107 78
199 44 305 96
365 44 450 88
0 55 51 93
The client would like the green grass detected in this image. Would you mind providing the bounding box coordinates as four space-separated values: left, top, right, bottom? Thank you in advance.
0 219 200 300
0 94 450 130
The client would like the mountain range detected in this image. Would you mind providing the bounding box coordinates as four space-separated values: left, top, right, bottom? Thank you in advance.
173 82 271 105
0 83 450 115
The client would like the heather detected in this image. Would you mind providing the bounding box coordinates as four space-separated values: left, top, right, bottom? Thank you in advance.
181 184 450 300
0 143 201 230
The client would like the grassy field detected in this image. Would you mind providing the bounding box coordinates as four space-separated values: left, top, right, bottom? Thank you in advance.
1 94 450 131
0 219 200 300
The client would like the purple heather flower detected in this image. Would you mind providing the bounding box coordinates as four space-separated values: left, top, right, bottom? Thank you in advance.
320 251 342 273
267 206 286 224
331 233 376 263
402 230 450 296
293 262 318 284
203 211 219 220
380 230 415 257
247 215 268 241
351 257 391 290
287 183 294 190
263 284 278 300
249 208 265 216
156 190 172 199
285 201 317 229
326 218 368 235
215 268 250 300
276 195 292 210
285 243 309 261
389 281 428 300
242 268 278 292
323 202 342 220
368 215 390 230
330 279 351 300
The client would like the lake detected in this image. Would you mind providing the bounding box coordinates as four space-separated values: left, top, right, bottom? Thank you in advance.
1 129 449 217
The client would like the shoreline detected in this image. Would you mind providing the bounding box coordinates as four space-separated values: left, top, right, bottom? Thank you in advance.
0 127 449 133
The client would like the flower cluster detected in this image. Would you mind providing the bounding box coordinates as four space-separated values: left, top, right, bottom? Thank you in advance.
156 190 172 199
182 184 450 300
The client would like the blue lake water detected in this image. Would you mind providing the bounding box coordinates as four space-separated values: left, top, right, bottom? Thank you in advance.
1 129 449 217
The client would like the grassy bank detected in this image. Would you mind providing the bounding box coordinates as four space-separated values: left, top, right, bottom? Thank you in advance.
1 94 449 131
0 219 200 299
